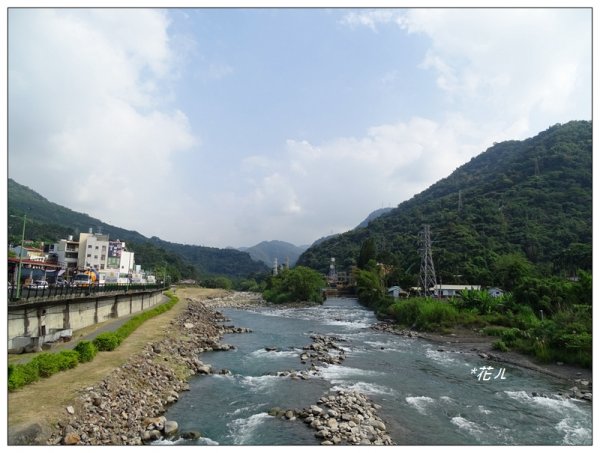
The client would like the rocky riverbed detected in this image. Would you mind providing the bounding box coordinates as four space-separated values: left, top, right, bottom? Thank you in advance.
187 290 268 309
46 297 251 445
266 333 394 445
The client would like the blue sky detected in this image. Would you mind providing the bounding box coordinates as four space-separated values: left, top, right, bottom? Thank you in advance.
6 5 593 248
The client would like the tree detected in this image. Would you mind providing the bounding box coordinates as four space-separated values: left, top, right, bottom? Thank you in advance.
263 266 325 304
357 238 377 269
493 253 535 290
353 262 389 312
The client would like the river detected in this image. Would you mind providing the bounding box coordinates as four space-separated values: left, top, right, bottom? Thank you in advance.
158 297 592 446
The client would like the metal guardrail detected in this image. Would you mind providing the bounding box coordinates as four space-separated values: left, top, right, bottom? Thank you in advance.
7 283 168 305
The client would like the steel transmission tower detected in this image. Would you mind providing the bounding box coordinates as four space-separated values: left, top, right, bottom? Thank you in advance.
419 224 438 297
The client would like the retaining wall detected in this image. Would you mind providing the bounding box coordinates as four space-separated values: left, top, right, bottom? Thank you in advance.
8 290 165 351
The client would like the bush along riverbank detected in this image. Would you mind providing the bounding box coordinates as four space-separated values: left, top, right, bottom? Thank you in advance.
40 296 252 446
354 261 592 369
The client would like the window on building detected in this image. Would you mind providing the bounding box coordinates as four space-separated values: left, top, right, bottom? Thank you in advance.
87 254 91 258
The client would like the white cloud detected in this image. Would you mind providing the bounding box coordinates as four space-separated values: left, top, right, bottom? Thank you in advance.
342 8 591 136
9 9 197 236
221 114 489 246
8 8 591 250
340 9 397 31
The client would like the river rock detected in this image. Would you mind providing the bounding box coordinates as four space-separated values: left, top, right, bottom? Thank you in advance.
180 431 202 440
290 390 394 445
164 420 179 436
62 432 80 445
310 405 323 415
141 430 162 443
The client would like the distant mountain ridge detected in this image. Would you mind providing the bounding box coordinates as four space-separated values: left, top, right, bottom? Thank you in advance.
356 207 394 229
309 207 395 247
239 240 309 267
297 121 592 284
7 179 269 279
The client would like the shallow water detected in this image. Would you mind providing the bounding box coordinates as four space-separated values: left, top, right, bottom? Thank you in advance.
160 297 592 446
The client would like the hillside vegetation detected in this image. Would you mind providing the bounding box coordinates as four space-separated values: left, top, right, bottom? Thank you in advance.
7 179 269 281
299 121 592 368
298 121 592 285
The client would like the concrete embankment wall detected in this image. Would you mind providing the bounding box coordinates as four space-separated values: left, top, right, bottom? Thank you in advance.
8 290 165 351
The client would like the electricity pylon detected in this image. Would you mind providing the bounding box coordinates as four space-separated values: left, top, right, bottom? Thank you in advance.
419 224 438 297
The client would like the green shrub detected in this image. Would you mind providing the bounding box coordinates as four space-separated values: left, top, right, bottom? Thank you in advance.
482 326 507 337
388 298 459 331
56 350 79 370
93 332 121 351
492 340 509 352
512 305 541 330
115 294 178 341
74 340 97 362
31 353 61 378
500 327 522 346
8 361 40 391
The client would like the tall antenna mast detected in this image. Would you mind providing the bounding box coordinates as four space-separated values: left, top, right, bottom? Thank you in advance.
419 224 438 297
328 257 337 286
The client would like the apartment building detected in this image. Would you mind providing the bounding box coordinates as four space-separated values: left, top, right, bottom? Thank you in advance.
77 230 110 271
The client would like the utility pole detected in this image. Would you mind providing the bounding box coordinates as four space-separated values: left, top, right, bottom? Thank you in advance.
15 214 27 300
458 190 463 213
419 224 438 298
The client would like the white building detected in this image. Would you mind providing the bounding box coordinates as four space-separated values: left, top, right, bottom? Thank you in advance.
432 284 481 298
387 286 409 299
120 250 135 274
11 245 46 262
77 230 110 271
52 236 80 276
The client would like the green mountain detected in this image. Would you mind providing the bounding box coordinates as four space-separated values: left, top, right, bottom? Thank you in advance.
297 121 592 286
355 207 394 229
7 179 270 279
239 240 309 267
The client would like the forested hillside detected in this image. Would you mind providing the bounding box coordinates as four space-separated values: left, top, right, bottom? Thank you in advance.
7 179 269 280
297 121 592 287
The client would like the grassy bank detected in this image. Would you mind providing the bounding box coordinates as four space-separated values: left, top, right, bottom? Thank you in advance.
8 291 179 391
384 294 592 368
7 287 229 441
